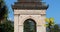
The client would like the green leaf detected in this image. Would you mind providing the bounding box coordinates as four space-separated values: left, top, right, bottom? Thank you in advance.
49 18 54 23
45 18 49 23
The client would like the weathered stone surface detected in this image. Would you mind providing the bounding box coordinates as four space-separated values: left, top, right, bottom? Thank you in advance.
14 10 46 32
14 10 46 15
13 0 48 32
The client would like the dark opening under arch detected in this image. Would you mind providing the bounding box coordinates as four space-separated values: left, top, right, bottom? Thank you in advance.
23 19 36 32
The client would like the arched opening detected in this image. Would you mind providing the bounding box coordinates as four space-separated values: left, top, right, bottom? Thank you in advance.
23 19 36 32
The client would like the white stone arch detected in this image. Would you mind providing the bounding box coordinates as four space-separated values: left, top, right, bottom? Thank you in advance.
23 18 36 23
19 15 42 26
18 15 46 32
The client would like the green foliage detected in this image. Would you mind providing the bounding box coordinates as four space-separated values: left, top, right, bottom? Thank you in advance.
0 0 4 8
53 24 60 32
0 0 8 22
45 17 54 27
24 19 36 32
0 0 13 32
0 6 8 20
0 20 14 32
46 18 60 32
47 24 60 32
45 17 54 32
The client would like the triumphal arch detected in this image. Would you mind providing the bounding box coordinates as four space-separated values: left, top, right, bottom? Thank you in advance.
12 0 48 32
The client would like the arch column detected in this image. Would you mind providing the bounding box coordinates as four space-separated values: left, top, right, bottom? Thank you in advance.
14 14 19 32
19 25 23 32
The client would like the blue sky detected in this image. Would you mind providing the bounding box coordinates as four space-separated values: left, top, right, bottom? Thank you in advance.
4 0 60 24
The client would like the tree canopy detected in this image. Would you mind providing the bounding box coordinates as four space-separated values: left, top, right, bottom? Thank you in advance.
0 0 8 23
45 17 54 32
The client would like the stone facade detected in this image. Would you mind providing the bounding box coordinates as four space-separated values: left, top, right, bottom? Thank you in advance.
13 0 48 32
14 10 46 32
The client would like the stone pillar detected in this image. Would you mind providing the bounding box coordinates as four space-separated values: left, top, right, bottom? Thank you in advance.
19 25 23 32
14 14 19 32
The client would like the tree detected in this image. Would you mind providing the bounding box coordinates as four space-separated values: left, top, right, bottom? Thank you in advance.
0 0 8 32
0 20 14 32
0 0 8 24
0 0 4 8
45 17 54 32
53 24 60 32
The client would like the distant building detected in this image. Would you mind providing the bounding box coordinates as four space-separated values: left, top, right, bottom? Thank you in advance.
12 0 48 32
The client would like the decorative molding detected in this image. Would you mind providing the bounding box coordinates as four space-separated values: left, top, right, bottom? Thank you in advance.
14 10 46 15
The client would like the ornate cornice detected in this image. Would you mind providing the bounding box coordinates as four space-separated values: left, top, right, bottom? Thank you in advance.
12 0 48 10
